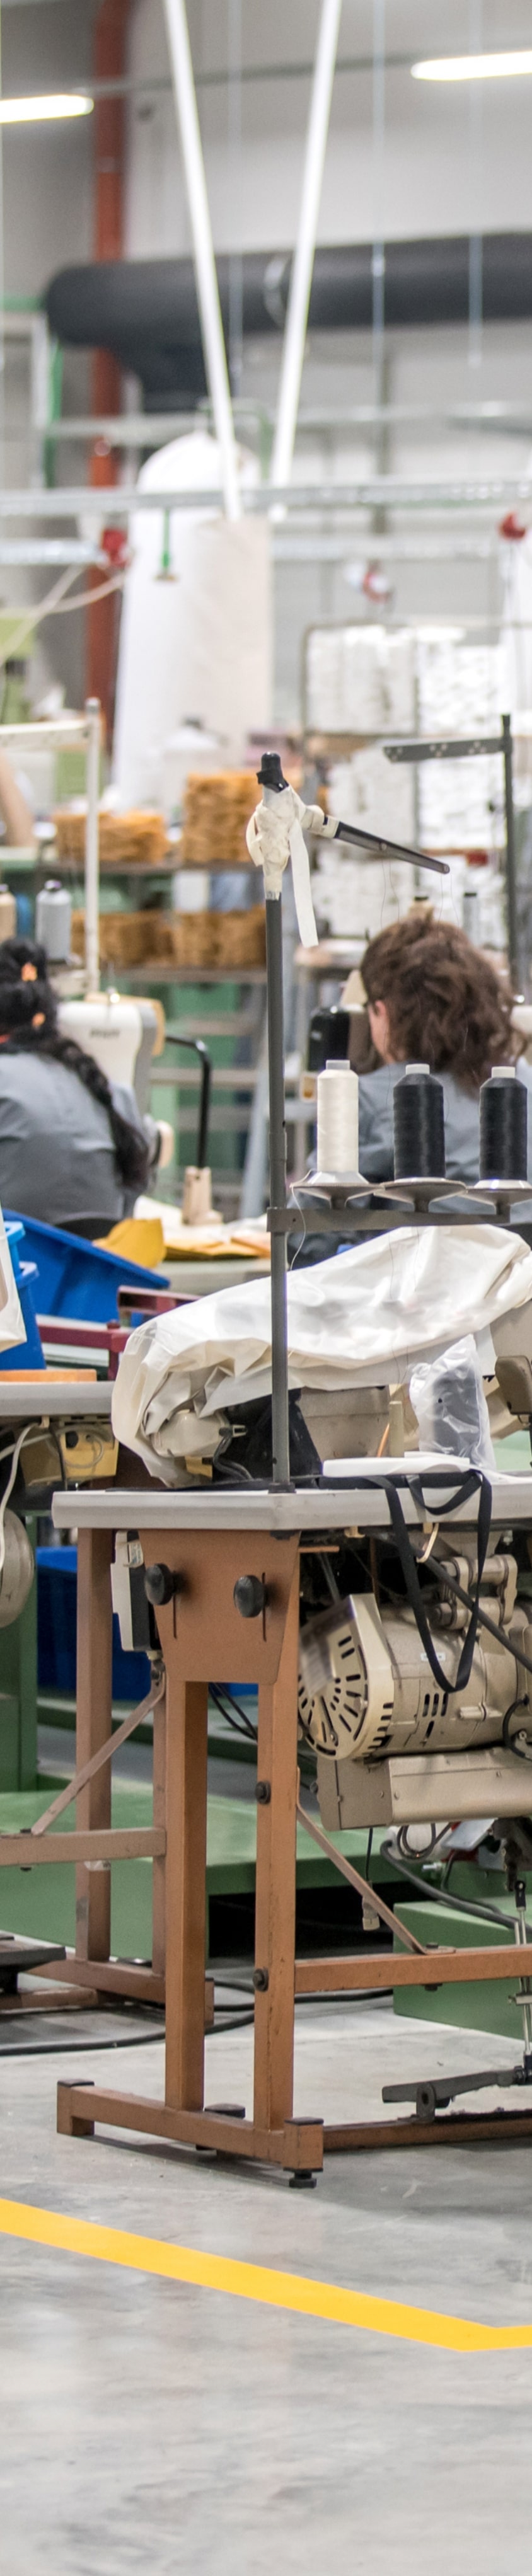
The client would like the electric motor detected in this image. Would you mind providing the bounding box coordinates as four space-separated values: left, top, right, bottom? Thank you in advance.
298 1589 530 1763
0 1511 34 1629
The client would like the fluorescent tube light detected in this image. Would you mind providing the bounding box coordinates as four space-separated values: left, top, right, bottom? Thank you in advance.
0 93 93 123
412 50 532 82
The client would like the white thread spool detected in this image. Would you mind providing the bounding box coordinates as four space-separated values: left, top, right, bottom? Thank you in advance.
316 1060 359 1175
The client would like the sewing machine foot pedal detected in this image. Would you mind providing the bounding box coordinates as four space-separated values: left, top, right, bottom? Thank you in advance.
383 2065 524 2121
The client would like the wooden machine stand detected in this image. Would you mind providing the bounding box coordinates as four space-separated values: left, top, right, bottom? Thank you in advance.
54 1487 532 2181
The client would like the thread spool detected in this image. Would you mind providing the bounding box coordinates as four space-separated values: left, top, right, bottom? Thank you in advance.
463 887 480 944
393 1061 446 1181
0 885 16 941
479 1064 528 1182
35 878 72 965
316 1061 359 1174
308 1005 350 1074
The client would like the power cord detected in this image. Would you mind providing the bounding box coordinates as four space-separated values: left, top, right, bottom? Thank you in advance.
209 1684 257 1744
381 1836 531 1936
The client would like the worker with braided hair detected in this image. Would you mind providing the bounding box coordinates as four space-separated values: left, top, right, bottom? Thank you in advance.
0 938 160 1227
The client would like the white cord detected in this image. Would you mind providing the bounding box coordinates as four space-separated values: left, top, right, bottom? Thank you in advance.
0 1424 34 1584
0 563 125 679
0 566 80 677
45 570 127 617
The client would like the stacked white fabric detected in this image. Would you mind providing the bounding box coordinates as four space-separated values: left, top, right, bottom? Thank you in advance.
315 747 415 937
306 623 416 737
416 633 505 849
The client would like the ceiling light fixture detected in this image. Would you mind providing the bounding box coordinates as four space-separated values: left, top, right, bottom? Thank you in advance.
412 50 532 83
0 93 94 123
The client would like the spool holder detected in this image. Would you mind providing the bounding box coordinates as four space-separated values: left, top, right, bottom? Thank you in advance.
255 751 531 1480
256 752 451 1488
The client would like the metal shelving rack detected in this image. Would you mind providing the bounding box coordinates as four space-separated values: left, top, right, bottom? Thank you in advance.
0 701 101 986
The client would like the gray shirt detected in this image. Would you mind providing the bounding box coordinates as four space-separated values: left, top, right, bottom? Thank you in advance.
0 1052 156 1226
357 1058 532 1185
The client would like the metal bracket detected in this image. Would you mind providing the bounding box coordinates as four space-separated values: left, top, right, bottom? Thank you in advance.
267 1206 293 1235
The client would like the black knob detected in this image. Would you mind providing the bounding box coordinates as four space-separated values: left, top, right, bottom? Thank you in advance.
256 752 287 793
233 1575 267 1619
144 1563 179 1607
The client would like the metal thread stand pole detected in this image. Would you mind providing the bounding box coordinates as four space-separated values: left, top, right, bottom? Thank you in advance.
502 711 518 987
84 695 101 994
265 890 291 1486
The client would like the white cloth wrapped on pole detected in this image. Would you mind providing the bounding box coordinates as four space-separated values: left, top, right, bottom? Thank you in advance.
246 783 325 948
111 1223 532 1481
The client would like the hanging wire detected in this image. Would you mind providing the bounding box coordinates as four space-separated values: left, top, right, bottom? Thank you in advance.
372 0 386 411
468 0 483 369
0 563 127 678
0 5 5 492
228 0 244 400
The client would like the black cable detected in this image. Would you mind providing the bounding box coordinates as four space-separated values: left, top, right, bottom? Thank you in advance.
0 2025 165 2061
209 1684 257 1744
0 1980 403 2056
427 1554 532 1686
209 1696 251 1745
319 1550 342 1605
219 1684 258 1737
212 1977 255 1996
381 1836 531 1935
502 1698 532 1757
212 2011 254 2033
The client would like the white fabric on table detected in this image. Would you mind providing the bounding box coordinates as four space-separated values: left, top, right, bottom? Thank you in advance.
112 1223 532 1481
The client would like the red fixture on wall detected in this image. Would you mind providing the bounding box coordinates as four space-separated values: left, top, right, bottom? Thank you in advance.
87 0 131 733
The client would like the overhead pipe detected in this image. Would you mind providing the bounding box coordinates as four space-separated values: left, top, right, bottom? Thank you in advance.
163 0 240 520
45 234 532 410
270 0 342 503
3 478 532 515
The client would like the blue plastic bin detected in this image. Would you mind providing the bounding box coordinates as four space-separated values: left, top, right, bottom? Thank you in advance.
37 1546 151 1703
0 1221 46 1371
3 1210 166 1323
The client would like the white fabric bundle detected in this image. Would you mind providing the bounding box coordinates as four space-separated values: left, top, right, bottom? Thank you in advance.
112 1224 532 1483
246 781 321 949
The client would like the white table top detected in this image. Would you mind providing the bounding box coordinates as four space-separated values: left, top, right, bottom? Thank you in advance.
52 1467 532 1534
164 1257 270 1295
0 1381 113 1420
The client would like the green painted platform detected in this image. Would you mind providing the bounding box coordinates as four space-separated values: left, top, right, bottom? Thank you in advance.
393 1898 528 2043
0 1786 401 1962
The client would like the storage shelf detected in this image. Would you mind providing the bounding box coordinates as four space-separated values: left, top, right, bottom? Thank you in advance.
50 856 178 880
151 1063 258 1091
111 963 267 986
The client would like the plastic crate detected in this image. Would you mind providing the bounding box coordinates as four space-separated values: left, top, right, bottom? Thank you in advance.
3 1210 166 1323
0 1221 46 1372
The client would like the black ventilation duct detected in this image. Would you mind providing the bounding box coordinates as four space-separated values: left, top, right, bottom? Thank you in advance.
44 234 532 412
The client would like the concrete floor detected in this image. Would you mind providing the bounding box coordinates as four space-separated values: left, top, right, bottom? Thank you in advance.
1 1996 532 2573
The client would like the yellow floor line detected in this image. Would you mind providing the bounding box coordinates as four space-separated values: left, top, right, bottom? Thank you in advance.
0 2195 531 2352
